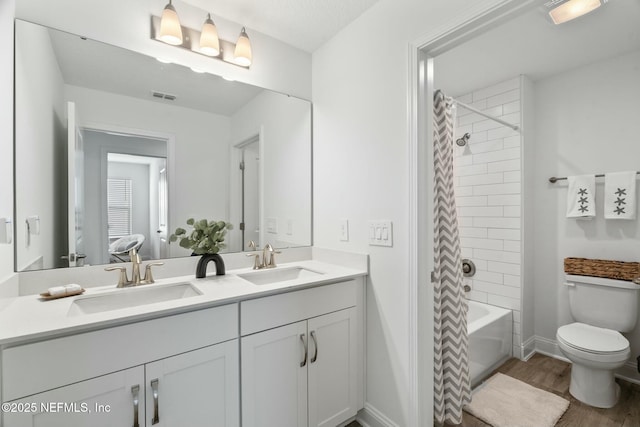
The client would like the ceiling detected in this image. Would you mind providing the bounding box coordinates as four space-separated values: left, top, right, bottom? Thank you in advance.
435 0 640 97
48 26 264 116
182 0 381 52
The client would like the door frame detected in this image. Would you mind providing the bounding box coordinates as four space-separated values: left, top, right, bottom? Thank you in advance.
230 126 264 252
80 121 174 263
406 1 536 425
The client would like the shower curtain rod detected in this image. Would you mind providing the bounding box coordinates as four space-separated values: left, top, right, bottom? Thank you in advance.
453 99 520 131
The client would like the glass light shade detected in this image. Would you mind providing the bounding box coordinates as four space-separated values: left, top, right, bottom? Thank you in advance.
234 27 252 66
159 1 183 45
200 14 220 56
549 0 602 25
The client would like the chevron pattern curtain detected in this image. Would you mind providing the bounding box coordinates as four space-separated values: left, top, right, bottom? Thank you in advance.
433 91 471 425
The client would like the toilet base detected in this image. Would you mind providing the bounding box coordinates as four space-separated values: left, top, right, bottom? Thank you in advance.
569 363 620 408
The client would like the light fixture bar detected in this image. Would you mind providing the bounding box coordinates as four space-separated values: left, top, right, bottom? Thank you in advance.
150 16 250 68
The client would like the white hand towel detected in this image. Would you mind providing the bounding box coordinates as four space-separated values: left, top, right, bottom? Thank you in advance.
47 286 66 296
566 175 596 219
47 284 81 296
605 171 637 219
64 284 82 293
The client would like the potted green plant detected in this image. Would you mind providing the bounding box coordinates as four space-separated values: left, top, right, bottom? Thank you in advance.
170 218 233 278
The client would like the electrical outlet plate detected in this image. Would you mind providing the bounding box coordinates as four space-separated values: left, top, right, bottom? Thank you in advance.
368 220 393 247
339 219 349 242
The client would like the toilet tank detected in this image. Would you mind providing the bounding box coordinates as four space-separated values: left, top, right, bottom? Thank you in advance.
566 274 640 332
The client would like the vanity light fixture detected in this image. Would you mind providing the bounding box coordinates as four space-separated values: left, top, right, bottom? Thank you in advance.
234 27 252 67
548 0 603 25
151 5 253 68
159 0 183 45
199 13 220 56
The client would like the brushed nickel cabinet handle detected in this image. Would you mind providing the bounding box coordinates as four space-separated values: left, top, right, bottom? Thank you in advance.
300 333 308 367
310 331 318 364
131 385 140 427
151 378 160 424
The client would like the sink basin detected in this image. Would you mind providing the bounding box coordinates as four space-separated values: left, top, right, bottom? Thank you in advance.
238 266 323 286
68 283 202 316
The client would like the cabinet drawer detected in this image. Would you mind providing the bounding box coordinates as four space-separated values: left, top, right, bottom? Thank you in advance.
3 304 238 401
241 280 357 336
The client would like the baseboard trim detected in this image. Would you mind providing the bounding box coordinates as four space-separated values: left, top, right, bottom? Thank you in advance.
532 335 640 384
521 335 536 361
357 403 400 427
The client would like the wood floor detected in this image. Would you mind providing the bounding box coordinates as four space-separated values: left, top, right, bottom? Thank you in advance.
455 353 640 427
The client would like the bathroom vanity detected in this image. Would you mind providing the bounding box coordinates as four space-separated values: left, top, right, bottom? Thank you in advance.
0 257 367 427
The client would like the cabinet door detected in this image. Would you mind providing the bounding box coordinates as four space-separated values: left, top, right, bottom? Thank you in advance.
144 340 239 427
3 367 144 427
307 308 357 427
241 321 308 427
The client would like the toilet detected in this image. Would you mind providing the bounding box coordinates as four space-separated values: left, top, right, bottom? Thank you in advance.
556 274 640 408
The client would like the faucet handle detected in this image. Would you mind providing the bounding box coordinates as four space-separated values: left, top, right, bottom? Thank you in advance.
247 240 257 251
143 262 164 284
267 249 281 268
246 252 261 270
105 266 130 288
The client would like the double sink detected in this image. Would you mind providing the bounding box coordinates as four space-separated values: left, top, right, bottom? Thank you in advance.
67 266 323 317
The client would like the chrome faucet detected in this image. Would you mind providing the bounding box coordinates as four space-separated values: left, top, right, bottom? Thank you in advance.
105 248 163 287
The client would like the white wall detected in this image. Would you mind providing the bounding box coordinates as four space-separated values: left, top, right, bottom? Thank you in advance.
532 50 640 374
14 20 67 271
312 0 506 424
0 0 16 293
65 85 231 260
15 0 311 99
451 77 524 357
230 91 312 251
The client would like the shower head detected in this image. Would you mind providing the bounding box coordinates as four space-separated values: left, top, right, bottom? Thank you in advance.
456 133 471 147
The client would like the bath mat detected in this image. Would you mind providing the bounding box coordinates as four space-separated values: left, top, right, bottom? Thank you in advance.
464 373 569 427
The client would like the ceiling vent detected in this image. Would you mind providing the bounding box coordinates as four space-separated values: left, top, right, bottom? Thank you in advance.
151 91 177 101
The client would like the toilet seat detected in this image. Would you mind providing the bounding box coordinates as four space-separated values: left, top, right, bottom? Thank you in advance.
557 323 629 359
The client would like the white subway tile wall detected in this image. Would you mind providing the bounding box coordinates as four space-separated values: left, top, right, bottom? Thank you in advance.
454 77 523 353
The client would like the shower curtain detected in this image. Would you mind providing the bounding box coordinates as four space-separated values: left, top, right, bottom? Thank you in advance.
433 90 471 425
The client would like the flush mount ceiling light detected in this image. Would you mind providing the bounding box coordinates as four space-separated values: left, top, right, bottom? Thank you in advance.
200 13 220 57
547 0 604 25
159 0 183 45
234 27 252 67
151 5 252 69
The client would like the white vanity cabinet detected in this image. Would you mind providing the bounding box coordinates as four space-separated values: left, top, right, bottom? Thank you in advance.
240 279 363 427
144 340 239 426
1 304 240 427
3 367 145 427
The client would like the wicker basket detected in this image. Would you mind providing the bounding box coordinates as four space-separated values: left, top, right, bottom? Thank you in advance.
564 257 640 281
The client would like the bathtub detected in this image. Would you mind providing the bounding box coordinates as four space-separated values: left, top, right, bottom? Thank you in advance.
467 300 513 387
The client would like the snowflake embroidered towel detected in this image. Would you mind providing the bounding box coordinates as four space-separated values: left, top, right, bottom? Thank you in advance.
566 175 595 219
604 171 636 219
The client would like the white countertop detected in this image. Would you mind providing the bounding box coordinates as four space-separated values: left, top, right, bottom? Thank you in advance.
0 260 367 346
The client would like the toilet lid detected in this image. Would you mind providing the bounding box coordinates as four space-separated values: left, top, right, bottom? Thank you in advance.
557 323 629 353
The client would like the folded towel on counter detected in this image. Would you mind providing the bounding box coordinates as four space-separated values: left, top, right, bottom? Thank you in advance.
566 175 596 219
605 171 637 219
47 284 82 297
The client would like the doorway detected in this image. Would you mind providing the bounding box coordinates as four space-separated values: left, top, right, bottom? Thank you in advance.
234 135 261 251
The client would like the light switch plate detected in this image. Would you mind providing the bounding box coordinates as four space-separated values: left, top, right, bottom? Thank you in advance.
339 219 349 241
368 220 393 247
0 218 11 244
266 217 278 234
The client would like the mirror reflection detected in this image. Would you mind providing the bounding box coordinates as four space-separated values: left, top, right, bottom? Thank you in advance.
14 19 312 272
